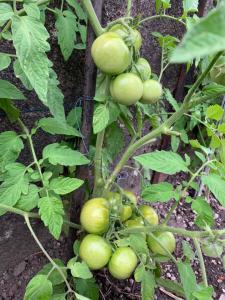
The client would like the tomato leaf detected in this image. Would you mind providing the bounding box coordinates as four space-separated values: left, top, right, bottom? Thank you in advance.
75 278 99 300
38 259 67 286
66 0 87 21
105 122 124 159
49 176 83 195
0 79 25 100
0 53 11 71
141 270 155 300
206 104 224 121
24 275 53 300
38 196 65 239
23 3 40 19
177 261 197 300
191 197 214 228
13 59 33 90
0 100 20 122
192 286 214 300
0 3 13 22
16 184 39 212
70 261 92 279
129 234 149 256
55 10 77 61
134 150 188 175
142 182 178 203
93 104 110 134
183 0 199 15
43 143 90 166
201 174 225 207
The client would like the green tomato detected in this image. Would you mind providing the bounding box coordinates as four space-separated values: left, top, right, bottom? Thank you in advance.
91 32 131 75
111 73 143 105
139 205 159 225
109 24 129 40
80 198 109 234
79 234 112 270
123 189 137 205
202 243 223 258
140 79 163 104
132 29 142 51
132 57 151 81
124 217 144 228
210 56 225 85
108 247 138 279
120 205 133 222
147 232 176 256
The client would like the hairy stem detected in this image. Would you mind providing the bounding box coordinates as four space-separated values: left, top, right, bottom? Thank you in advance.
139 14 186 26
126 0 132 17
104 52 222 190
193 238 208 287
93 129 105 195
24 215 74 293
80 0 104 36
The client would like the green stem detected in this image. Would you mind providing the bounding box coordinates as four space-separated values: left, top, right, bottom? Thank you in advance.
120 225 225 239
0 0 50 40
80 0 104 36
163 159 216 224
93 129 105 195
60 0 64 11
193 238 208 287
126 0 132 17
0 51 17 57
104 52 222 190
46 7 58 14
139 14 186 26
24 215 74 294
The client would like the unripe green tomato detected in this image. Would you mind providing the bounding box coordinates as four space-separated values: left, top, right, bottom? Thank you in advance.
139 205 159 225
111 73 144 106
108 247 138 279
123 190 137 205
91 32 131 75
132 57 151 81
140 79 163 104
132 29 142 51
110 80 116 99
147 232 176 256
120 205 133 222
124 217 144 228
202 243 223 258
80 198 109 234
79 234 112 270
210 56 225 85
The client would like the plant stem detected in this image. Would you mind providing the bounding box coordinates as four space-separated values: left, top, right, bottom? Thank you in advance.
0 52 17 57
24 214 74 294
126 0 132 17
0 0 50 40
193 238 208 287
0 203 81 229
80 0 104 36
104 52 222 190
139 14 186 26
120 225 225 239
93 129 105 195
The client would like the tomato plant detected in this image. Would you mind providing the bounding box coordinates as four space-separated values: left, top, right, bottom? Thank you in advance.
1 0 225 299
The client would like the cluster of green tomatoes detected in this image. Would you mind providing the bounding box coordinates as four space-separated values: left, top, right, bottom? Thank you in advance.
91 24 163 106
77 191 176 280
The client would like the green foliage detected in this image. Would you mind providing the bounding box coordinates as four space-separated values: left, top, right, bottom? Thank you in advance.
24 274 53 300
0 79 25 99
201 174 225 207
70 261 93 279
38 259 67 286
142 182 179 202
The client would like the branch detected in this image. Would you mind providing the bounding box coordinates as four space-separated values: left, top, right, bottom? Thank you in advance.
193 238 208 287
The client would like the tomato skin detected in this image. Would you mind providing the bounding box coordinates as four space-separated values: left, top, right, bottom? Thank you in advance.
133 29 142 51
139 205 159 225
202 243 223 258
120 205 133 222
111 73 143 105
123 190 137 205
132 57 151 81
140 79 163 104
108 247 138 279
210 56 225 85
147 232 176 256
124 217 144 228
80 198 109 234
91 32 131 75
79 234 112 270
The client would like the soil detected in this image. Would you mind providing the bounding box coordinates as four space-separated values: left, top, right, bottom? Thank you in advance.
1 1 224 300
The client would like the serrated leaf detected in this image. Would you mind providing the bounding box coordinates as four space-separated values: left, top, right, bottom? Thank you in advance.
218 123 225 134
171 4 225 62
105 122 124 159
66 0 87 20
43 143 90 166
164 88 179 111
76 278 99 300
141 271 155 300
38 259 67 286
94 73 108 103
129 234 149 255
13 59 33 90
0 53 11 71
70 261 92 279
0 79 25 100
16 184 39 211
191 197 214 228
142 182 176 202
183 0 199 14
0 100 20 122
93 104 110 134
55 10 77 61
67 107 82 127
134 265 146 282
24 3 40 19
12 15 50 102
203 83 225 98
0 131 24 170
177 262 197 300
0 3 13 21
201 174 225 207
134 151 188 175
206 104 224 121
39 117 81 136
182 241 195 260
24 274 53 300
49 176 83 195
38 196 65 239
192 286 214 300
